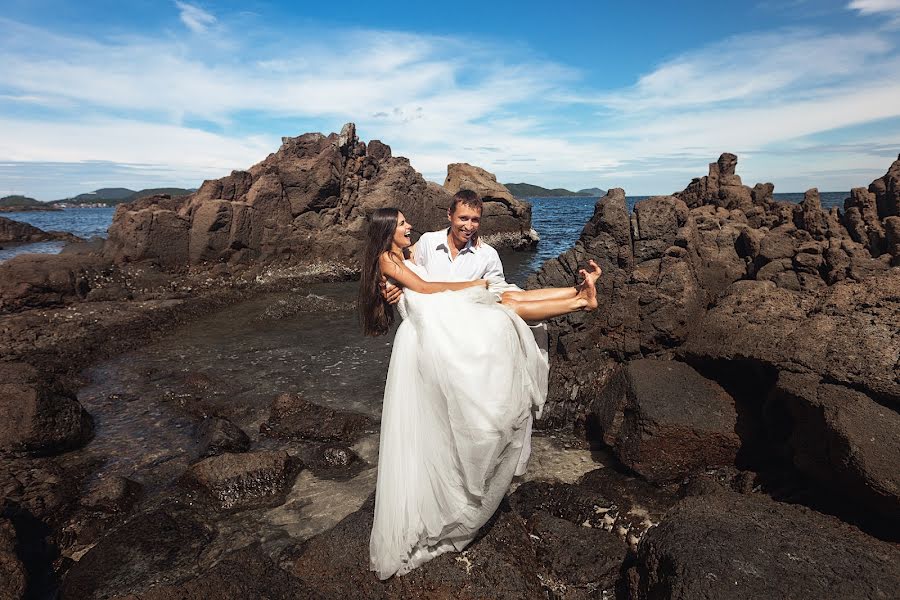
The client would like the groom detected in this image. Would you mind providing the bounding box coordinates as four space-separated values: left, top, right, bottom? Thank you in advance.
382 189 545 475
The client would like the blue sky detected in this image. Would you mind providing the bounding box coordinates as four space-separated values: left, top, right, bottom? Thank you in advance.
1 0 899 199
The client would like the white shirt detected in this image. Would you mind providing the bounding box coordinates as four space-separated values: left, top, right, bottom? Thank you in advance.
414 229 505 283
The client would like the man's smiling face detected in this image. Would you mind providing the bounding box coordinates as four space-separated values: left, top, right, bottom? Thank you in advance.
447 203 482 249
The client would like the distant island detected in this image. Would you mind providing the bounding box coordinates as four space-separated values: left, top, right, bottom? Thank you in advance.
503 183 607 198
53 187 195 207
1 188 196 210
0 195 62 212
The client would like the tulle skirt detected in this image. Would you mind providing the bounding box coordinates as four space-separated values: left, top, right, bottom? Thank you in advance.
369 286 548 579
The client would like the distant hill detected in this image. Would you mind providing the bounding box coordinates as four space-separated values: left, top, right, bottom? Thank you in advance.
504 183 593 198
576 187 607 197
0 195 44 207
52 187 194 206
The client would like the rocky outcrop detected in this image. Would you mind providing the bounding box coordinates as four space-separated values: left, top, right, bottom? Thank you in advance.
588 359 740 482
870 152 900 218
629 491 900 600
0 216 82 245
530 153 900 536
104 124 536 270
443 163 538 249
0 362 93 455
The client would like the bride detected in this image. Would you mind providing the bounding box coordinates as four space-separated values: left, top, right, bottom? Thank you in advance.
359 207 600 580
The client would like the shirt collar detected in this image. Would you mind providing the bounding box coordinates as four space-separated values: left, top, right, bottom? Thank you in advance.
435 228 477 255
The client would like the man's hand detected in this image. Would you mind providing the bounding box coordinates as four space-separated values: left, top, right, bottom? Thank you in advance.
380 276 403 305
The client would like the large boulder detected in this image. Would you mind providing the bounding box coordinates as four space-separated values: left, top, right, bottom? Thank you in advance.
0 362 94 455
104 124 536 270
681 274 900 406
182 450 298 510
588 359 740 482
443 163 538 249
629 491 900 600
775 372 900 522
0 253 111 313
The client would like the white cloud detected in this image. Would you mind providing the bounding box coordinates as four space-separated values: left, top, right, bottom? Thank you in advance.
848 0 900 26
0 13 898 197
175 1 217 34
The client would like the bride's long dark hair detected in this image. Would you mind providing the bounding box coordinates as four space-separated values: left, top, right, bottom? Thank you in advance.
359 207 401 337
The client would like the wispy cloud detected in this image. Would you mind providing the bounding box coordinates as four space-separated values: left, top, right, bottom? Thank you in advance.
175 1 217 34
848 0 900 26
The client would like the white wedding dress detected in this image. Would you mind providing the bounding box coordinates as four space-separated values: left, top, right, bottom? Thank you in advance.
369 261 549 580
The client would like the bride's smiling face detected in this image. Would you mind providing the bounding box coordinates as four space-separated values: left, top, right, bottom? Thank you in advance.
392 212 413 249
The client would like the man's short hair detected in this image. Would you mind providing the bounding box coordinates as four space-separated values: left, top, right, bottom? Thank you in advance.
449 189 483 214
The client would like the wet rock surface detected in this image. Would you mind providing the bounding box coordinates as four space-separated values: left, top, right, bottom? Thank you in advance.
0 362 94 456
629 490 900 600
182 450 299 510
261 393 378 444
79 476 142 514
61 506 216 599
196 417 251 457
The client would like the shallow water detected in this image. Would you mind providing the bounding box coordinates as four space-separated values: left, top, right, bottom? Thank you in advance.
61 278 599 557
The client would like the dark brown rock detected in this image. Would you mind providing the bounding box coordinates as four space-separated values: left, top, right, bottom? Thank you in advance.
681 274 900 406
111 546 317 600
61 508 215 599
884 215 900 265
0 519 25 600
104 125 535 271
197 416 251 457
0 253 111 313
629 491 900 600
260 393 377 444
526 511 625 596
292 496 544 599
0 362 94 455
80 475 142 514
869 152 900 218
0 216 82 244
588 359 740 482
183 450 298 510
843 187 886 256
775 372 900 521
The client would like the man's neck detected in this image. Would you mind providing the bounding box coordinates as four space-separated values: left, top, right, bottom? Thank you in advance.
446 232 467 259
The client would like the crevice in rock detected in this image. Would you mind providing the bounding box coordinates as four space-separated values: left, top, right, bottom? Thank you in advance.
3 503 60 600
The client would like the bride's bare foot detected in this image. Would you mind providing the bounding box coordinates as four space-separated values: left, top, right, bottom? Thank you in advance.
576 259 602 310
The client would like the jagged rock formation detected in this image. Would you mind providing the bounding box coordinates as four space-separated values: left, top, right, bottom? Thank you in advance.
531 153 900 531
444 163 538 249
104 124 536 269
